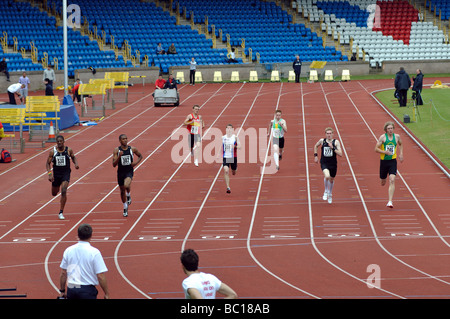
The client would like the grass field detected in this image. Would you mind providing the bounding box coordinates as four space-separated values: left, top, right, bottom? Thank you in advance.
375 87 450 169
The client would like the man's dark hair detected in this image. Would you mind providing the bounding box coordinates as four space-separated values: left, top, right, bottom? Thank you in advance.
56 135 64 141
119 134 127 141
78 224 93 241
180 249 199 271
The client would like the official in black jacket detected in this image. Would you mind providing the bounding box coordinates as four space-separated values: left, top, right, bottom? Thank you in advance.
293 55 302 83
394 67 411 107
412 69 424 105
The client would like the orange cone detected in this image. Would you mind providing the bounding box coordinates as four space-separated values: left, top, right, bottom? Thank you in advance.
47 121 56 142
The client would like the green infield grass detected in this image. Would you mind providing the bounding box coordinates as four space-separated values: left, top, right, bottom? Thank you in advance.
374 87 450 169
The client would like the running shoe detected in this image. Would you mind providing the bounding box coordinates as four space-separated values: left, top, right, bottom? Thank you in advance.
386 201 393 208
322 192 328 200
327 194 332 204
58 212 65 220
127 196 132 206
226 188 231 194
194 159 198 167
123 207 128 217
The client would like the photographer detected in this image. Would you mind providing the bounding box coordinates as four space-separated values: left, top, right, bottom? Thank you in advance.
412 69 424 105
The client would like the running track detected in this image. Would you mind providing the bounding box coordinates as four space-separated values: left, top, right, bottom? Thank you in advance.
0 78 449 299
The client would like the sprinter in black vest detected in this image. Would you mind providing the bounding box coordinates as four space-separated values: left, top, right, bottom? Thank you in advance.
313 127 343 204
112 134 142 217
46 135 79 220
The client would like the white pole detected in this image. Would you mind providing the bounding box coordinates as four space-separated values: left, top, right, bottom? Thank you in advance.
63 0 68 96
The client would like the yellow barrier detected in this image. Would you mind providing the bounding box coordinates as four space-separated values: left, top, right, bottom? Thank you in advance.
105 72 129 102
79 83 107 117
25 96 61 142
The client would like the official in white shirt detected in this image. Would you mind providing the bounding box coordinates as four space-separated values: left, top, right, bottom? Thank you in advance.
7 83 25 105
59 224 109 299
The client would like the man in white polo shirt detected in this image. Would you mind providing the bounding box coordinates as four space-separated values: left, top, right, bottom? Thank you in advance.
7 83 25 105
59 224 109 299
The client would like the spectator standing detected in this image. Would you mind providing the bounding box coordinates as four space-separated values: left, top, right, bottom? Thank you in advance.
189 57 197 86
59 224 109 299
394 67 411 107
72 78 82 104
412 69 424 105
43 65 55 87
292 55 302 83
45 78 54 96
18 72 30 104
0 57 10 82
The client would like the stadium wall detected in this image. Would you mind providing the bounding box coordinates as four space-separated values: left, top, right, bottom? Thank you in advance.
1 60 450 95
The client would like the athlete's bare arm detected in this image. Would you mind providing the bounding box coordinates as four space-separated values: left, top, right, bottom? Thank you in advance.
46 150 54 181
313 138 323 163
68 147 79 169
131 147 143 168
334 140 343 157
375 134 390 155
112 147 121 167
396 134 404 162
183 114 193 126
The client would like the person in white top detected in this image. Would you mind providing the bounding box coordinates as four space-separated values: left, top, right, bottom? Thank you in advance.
181 249 237 299
18 72 31 104
222 124 241 193
59 224 109 299
268 110 287 170
7 83 25 105
189 57 197 85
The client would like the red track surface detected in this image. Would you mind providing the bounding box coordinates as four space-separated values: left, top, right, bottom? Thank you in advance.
0 79 449 299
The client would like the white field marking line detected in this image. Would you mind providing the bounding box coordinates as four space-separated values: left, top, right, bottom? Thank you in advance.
43 84 228 294
0 86 195 202
244 83 320 299
303 83 405 298
0 85 186 177
180 83 266 252
1 85 205 236
322 82 450 288
0 97 185 241
361 83 449 178
112 83 252 299
344 82 450 249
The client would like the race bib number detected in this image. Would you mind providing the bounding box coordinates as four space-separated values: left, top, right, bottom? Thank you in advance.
121 155 132 166
190 125 199 134
224 143 233 154
273 128 281 138
323 146 333 157
385 144 395 154
55 155 66 166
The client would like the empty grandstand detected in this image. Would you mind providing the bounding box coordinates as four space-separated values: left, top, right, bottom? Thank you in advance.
0 0 449 82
